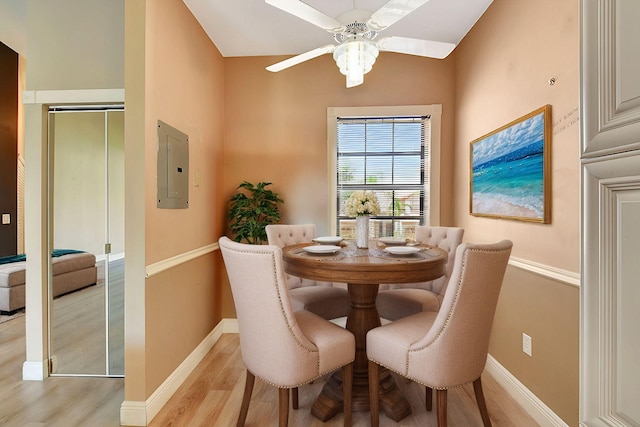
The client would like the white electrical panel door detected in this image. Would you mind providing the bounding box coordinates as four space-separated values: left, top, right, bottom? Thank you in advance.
157 121 189 209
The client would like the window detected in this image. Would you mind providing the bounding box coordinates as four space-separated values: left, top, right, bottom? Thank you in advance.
327 105 442 239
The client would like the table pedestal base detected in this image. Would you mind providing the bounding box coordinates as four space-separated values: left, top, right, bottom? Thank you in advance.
311 282 412 422
311 367 412 422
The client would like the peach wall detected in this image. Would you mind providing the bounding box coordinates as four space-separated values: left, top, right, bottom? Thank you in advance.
492 266 579 424
123 0 581 420
454 0 580 270
142 0 225 396
453 0 579 424
221 53 458 319
223 53 457 234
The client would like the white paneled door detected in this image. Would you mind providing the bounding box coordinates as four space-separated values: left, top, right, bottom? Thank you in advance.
581 0 640 425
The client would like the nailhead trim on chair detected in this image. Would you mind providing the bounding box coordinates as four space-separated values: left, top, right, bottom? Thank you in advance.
367 251 471 388
228 243 355 383
405 251 468 361
371 245 510 387
255 356 356 389
368 357 474 391
407 245 508 355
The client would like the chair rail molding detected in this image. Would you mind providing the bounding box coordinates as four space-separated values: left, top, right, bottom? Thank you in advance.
145 243 218 278
508 257 580 288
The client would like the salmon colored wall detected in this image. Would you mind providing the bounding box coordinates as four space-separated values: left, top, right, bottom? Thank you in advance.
492 266 579 424
454 0 580 270
223 53 457 231
221 53 457 317
453 0 579 424
142 0 225 395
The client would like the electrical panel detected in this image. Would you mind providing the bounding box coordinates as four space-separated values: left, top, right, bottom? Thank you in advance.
157 120 189 209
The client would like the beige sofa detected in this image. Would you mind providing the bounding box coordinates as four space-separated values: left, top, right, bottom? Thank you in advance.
0 252 97 314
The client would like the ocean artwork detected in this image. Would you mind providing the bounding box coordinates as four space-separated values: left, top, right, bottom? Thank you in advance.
470 105 551 223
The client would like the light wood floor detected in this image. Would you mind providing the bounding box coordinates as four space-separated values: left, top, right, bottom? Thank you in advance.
149 334 540 427
0 312 124 427
1 317 540 426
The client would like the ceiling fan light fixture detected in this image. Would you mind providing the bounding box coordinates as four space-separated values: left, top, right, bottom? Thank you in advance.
333 38 379 88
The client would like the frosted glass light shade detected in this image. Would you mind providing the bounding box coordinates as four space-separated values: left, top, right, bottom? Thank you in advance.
333 39 379 88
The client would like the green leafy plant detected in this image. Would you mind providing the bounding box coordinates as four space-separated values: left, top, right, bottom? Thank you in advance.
228 181 283 244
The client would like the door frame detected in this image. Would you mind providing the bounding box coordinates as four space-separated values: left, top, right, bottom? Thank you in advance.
22 89 124 380
47 105 125 377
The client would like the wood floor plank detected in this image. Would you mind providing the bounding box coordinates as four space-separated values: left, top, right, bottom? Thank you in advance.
1 312 540 426
150 334 541 427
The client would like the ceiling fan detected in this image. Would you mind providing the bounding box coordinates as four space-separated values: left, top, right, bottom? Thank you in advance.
265 0 456 88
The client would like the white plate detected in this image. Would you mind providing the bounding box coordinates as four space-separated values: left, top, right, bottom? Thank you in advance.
303 245 341 254
379 237 407 246
313 236 343 245
384 246 420 255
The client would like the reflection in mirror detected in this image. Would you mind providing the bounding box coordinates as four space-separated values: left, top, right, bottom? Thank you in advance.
48 107 124 377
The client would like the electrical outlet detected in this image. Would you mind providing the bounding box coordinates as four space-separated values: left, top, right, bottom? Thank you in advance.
522 333 532 357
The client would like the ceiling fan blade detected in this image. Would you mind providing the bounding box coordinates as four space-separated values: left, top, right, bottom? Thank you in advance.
266 0 345 33
266 45 336 72
377 36 456 59
367 0 431 31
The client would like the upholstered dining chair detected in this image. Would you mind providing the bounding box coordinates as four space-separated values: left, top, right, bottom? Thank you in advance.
266 224 351 320
219 236 355 427
367 240 513 427
376 226 464 321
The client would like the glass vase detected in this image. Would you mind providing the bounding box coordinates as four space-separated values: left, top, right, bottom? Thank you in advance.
356 216 370 248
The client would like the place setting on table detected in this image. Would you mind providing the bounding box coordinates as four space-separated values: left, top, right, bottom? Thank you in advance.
294 235 444 260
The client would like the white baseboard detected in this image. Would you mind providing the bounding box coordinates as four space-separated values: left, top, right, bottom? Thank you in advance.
119 401 147 426
222 318 239 334
485 355 569 427
120 322 565 426
120 318 239 426
22 360 47 381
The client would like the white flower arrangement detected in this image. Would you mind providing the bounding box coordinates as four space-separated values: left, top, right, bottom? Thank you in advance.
345 190 380 217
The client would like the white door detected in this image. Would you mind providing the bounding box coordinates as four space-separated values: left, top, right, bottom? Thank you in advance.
580 0 640 424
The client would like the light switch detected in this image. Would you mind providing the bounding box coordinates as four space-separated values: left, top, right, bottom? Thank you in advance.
2 214 10 225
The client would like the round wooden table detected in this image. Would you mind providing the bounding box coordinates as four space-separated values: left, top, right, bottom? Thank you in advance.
282 240 448 422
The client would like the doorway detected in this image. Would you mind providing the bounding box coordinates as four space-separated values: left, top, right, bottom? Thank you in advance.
47 106 124 377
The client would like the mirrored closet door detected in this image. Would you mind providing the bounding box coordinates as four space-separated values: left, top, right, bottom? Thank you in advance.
48 107 124 377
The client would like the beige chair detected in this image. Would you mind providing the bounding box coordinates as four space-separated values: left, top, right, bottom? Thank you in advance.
219 236 355 427
367 240 513 427
376 226 464 321
266 224 351 320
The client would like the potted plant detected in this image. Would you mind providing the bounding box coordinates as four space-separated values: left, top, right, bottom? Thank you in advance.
228 181 284 244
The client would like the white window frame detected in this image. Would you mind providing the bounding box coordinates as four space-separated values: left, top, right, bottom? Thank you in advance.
327 104 442 234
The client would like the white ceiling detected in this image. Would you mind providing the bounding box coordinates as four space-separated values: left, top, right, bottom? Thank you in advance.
183 0 494 58
0 1 493 61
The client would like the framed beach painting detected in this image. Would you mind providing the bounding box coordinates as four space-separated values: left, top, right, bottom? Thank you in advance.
470 105 551 223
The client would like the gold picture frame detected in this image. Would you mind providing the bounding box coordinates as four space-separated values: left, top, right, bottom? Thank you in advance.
470 105 551 223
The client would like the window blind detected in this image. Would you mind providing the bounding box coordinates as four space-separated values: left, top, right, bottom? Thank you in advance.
336 115 430 238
